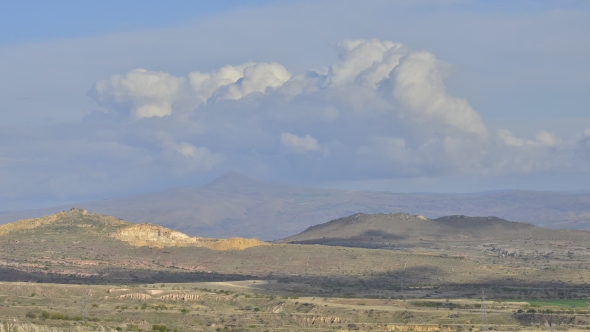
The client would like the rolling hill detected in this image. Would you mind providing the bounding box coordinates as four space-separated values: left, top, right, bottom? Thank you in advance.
1 172 589 240
0 208 589 303
281 213 590 249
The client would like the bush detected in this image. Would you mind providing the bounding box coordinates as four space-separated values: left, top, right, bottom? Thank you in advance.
50 312 66 320
41 311 50 319
25 312 36 319
152 325 167 332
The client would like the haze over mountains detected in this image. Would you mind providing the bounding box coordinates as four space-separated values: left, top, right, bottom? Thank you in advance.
1 172 589 240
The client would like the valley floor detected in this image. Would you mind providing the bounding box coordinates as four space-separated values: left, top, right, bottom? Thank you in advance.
1 281 590 332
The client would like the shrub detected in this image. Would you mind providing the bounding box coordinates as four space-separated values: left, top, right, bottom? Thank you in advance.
50 312 66 320
152 325 167 332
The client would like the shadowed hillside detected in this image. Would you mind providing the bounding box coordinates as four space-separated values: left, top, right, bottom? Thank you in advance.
281 213 590 253
1 172 589 240
1 209 589 302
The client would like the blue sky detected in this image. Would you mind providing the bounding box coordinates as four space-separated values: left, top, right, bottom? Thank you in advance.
0 1 286 45
1 0 590 210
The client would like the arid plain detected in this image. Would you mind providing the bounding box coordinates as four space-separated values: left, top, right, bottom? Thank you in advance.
0 208 589 331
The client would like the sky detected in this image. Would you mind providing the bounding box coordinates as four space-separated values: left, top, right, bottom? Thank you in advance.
1 0 590 211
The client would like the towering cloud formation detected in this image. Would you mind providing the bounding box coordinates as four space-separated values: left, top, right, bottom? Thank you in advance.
83 39 580 183
392 51 488 137
91 63 291 120
89 39 485 137
0 38 578 208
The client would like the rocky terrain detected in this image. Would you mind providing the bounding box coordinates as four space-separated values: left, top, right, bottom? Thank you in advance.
3 282 589 332
1 172 589 240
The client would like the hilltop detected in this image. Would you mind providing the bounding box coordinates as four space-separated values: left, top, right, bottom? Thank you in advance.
0 173 589 240
0 208 265 251
282 213 539 244
281 213 590 258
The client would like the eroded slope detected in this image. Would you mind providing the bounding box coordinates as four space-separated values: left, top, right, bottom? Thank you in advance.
113 223 267 250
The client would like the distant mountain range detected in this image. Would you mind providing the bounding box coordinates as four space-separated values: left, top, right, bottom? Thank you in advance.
1 172 589 240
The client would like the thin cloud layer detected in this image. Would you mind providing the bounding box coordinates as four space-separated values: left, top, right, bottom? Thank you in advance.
0 39 588 209
281 133 320 154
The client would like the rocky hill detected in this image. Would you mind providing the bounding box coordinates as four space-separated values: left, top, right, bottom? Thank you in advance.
1 172 589 240
1 208 266 251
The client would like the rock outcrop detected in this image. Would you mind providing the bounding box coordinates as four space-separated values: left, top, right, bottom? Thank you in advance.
116 293 153 300
112 224 267 250
294 315 345 327
159 293 202 301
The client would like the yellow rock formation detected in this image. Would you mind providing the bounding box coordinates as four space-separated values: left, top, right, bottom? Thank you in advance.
112 224 267 251
208 237 269 251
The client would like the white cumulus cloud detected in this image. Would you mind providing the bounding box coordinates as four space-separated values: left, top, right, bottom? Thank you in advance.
392 51 488 138
280 133 320 154
70 38 590 196
89 68 185 120
327 39 407 88
188 62 291 105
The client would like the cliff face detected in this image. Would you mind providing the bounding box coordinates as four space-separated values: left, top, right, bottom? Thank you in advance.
113 224 198 246
112 224 267 250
